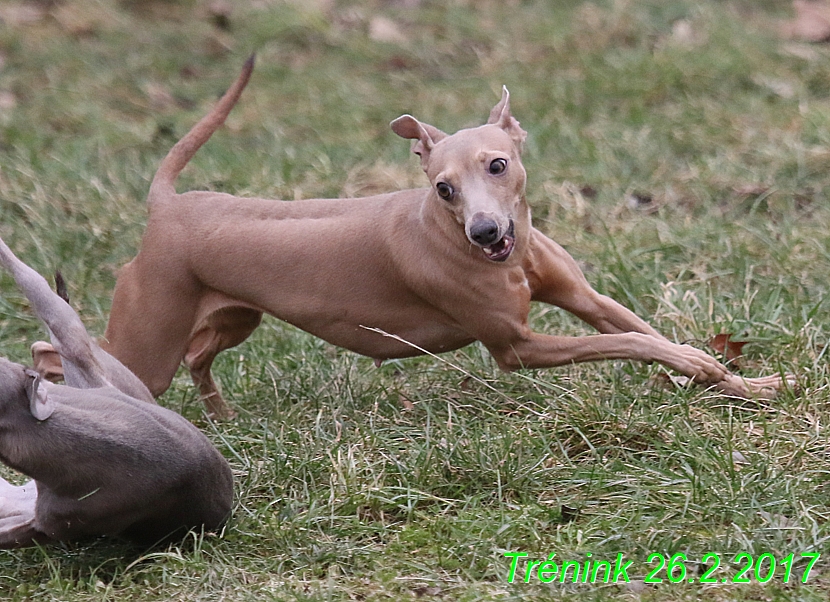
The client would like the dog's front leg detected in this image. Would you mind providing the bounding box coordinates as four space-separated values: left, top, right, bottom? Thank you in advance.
488 328 731 385
491 329 793 398
522 230 793 397
524 230 671 338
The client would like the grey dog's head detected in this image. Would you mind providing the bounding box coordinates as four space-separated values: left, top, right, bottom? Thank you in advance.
0 359 54 423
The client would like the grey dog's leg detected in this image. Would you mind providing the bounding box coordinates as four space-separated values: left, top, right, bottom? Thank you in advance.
0 478 40 548
0 239 103 386
0 238 153 401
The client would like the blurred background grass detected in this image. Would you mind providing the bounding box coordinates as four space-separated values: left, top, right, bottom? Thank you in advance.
0 1 828 600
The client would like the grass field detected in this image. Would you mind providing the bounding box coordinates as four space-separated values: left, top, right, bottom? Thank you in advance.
0 0 828 600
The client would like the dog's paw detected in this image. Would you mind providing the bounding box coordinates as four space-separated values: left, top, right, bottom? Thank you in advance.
743 373 798 398
201 392 238 421
716 372 796 400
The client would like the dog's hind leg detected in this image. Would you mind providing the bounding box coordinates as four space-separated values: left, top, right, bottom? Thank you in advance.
184 305 263 419
102 260 202 399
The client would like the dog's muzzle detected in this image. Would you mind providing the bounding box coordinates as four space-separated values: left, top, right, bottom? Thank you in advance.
471 219 515 262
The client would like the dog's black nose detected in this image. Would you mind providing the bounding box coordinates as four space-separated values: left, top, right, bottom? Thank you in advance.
469 219 500 245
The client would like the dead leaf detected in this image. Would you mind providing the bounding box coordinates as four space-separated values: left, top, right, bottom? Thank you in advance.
579 184 598 199
671 19 695 45
369 16 408 44
783 0 830 43
399 394 415 411
623 580 647 594
52 4 99 37
733 184 770 196
284 0 334 13
381 55 416 71
781 42 821 60
179 64 202 80
0 3 47 27
341 161 421 198
560 504 579 523
759 510 799 529
626 191 659 214
208 0 232 31
54 271 69 304
660 18 707 49
654 373 692 390
144 83 176 111
708 333 748 366
413 585 442 598
752 74 797 99
731 450 749 465
204 30 235 57
0 91 16 112
547 181 588 217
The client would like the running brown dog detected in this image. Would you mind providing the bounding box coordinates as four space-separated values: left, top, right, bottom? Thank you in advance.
34 57 792 418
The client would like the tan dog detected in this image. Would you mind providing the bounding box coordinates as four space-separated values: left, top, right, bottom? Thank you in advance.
35 57 791 418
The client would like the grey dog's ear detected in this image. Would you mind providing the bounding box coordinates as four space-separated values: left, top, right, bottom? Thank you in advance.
24 369 54 421
487 86 527 150
390 115 447 168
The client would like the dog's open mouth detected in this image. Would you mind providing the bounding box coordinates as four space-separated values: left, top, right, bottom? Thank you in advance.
481 220 515 262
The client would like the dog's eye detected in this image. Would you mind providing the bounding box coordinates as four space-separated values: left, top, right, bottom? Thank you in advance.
489 158 507 175
436 182 454 200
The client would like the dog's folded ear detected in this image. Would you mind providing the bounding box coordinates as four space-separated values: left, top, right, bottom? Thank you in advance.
390 115 447 167
487 86 527 151
24 369 54 421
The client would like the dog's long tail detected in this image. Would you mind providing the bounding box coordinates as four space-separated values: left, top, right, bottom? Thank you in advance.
147 55 255 206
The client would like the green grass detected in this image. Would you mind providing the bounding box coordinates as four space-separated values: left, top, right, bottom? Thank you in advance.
0 0 829 600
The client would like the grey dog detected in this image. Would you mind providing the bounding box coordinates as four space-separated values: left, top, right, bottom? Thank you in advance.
0 235 233 548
